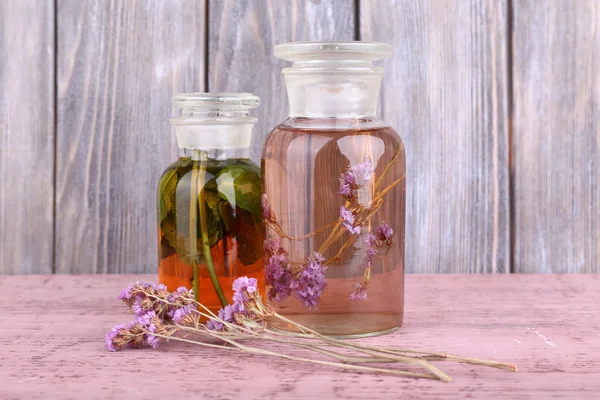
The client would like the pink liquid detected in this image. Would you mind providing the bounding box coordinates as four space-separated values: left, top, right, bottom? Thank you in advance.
262 118 406 337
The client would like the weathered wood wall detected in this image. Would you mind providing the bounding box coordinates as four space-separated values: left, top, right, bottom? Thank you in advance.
0 0 54 274
0 0 598 274
513 0 600 273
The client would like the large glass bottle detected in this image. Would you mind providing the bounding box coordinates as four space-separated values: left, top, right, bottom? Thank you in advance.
261 42 405 337
157 93 264 314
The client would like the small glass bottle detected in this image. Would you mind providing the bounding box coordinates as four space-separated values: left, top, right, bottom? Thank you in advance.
261 42 406 337
157 93 264 313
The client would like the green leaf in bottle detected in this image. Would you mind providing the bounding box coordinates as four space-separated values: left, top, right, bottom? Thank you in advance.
216 164 262 220
157 168 178 223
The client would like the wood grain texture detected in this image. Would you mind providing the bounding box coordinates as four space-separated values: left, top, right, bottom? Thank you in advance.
55 0 205 273
513 0 600 273
361 0 510 273
208 0 356 162
0 1 54 274
1 274 599 399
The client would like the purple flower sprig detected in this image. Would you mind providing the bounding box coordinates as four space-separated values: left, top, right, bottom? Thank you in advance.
374 223 394 246
349 281 368 301
349 222 395 301
290 253 328 309
117 282 195 321
106 309 174 351
340 206 361 235
262 193 275 222
207 277 269 331
339 157 374 201
264 238 293 302
350 266 372 301
107 283 198 351
264 239 328 309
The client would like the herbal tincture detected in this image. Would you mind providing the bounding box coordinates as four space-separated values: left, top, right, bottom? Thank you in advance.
157 93 264 313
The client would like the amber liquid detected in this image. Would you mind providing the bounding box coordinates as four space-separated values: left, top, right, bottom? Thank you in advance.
262 118 406 337
157 157 264 313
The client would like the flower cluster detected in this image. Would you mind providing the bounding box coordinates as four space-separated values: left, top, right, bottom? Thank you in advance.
289 253 328 309
375 223 394 246
262 193 274 222
364 233 379 269
263 157 395 308
364 222 394 269
264 238 293 302
105 321 148 352
105 280 517 381
340 206 360 235
349 222 395 301
339 157 374 201
349 281 369 301
264 239 327 308
106 282 198 351
207 277 266 331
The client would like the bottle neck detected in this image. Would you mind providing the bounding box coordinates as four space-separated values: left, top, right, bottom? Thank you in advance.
283 60 383 118
178 147 250 160
171 110 255 160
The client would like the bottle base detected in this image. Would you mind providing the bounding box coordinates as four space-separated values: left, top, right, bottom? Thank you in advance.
267 312 403 338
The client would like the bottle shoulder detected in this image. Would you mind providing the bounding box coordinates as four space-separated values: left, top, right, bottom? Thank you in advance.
271 117 393 132
264 117 404 148
262 118 405 164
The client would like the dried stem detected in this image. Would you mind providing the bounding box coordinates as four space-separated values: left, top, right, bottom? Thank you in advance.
266 220 338 241
189 151 201 302
134 289 516 382
371 172 406 205
324 235 356 266
157 330 439 380
374 150 401 191
268 312 451 382
195 150 227 307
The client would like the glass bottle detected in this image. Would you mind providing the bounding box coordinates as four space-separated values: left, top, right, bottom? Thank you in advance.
157 93 264 314
261 42 405 337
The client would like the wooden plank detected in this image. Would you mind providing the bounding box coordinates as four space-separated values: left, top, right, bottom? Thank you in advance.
208 0 356 162
55 0 206 273
1 274 599 398
513 0 600 273
361 0 510 273
0 1 54 274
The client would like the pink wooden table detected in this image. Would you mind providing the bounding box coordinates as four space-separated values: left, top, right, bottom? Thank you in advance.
1 275 599 399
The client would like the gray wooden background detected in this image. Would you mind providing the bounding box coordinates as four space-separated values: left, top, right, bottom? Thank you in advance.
0 0 598 275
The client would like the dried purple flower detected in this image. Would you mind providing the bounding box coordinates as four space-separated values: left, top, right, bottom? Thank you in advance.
117 281 172 318
105 320 150 351
375 223 394 246
136 310 156 325
231 276 258 313
339 157 374 200
207 276 262 331
105 323 125 352
132 297 146 316
351 158 374 185
349 282 368 301
364 233 378 268
338 172 355 199
206 304 235 331
264 238 293 302
172 305 197 324
290 252 327 309
206 318 223 331
146 325 160 349
137 310 169 349
233 277 258 302
340 206 361 235
262 194 274 221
